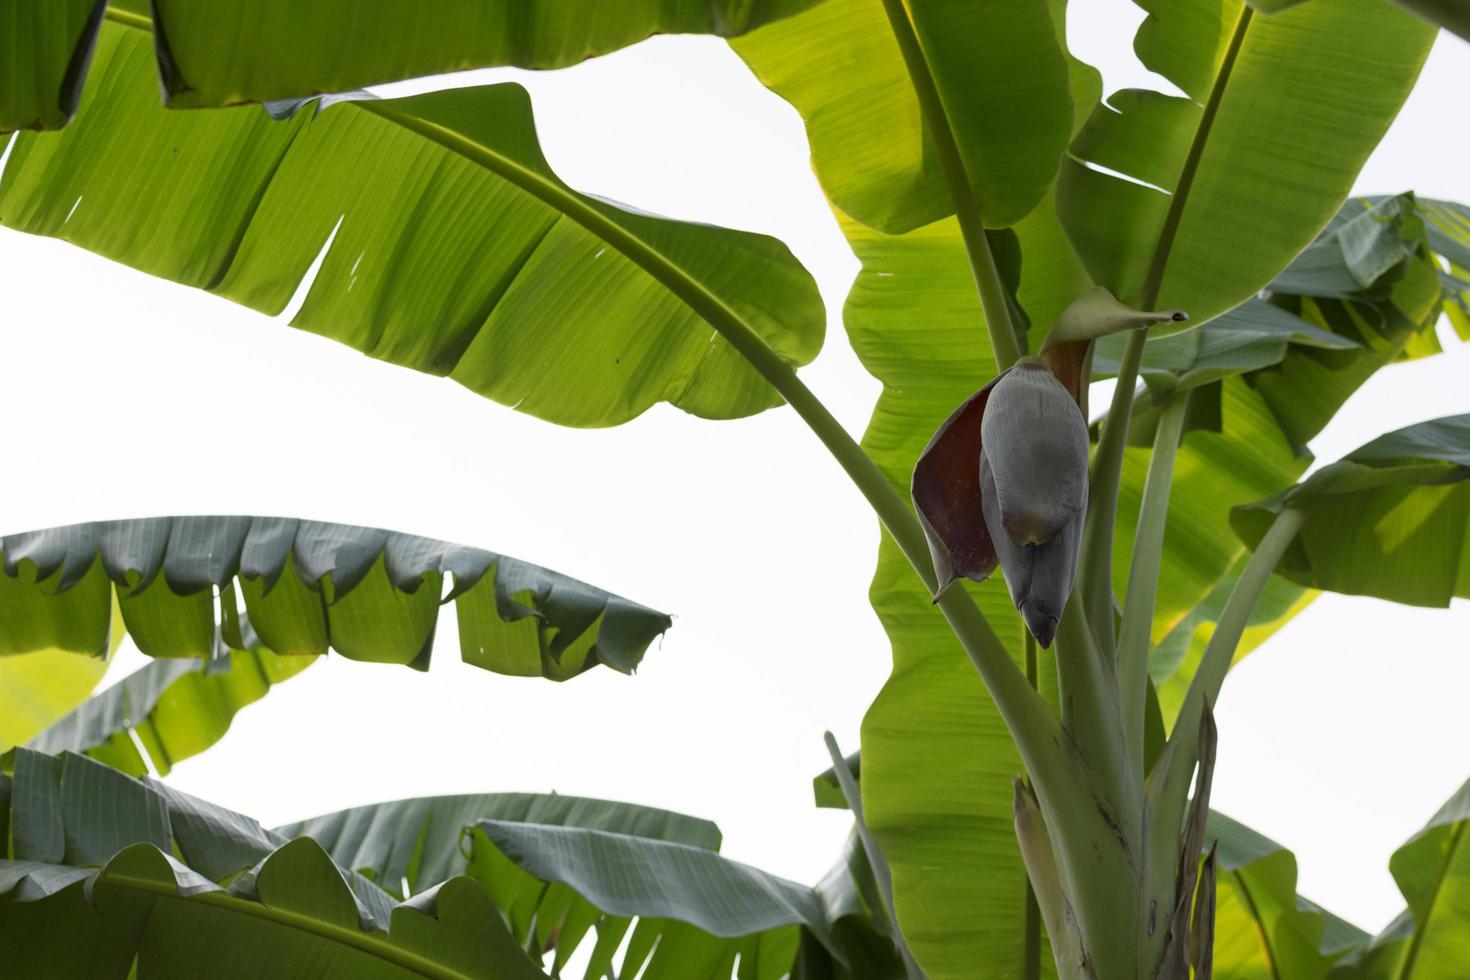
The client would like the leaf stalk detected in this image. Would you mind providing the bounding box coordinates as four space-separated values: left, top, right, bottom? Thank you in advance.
876 0 1025 370
1119 391 1191 776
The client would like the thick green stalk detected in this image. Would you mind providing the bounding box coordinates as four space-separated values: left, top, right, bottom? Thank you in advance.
1144 508 1305 915
1118 392 1190 774
824 732 926 980
346 98 1077 817
876 0 1024 370
1078 333 1146 647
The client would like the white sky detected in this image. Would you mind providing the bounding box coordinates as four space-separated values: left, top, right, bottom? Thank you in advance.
1 1 1467 937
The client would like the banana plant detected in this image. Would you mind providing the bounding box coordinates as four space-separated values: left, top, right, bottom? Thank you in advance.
2 1 1468 977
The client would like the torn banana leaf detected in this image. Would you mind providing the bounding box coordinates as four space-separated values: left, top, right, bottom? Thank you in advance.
0 21 824 427
0 516 671 678
16 647 315 777
0 748 544 979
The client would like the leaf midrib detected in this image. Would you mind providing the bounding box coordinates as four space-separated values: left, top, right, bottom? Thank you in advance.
99 3 793 407
102 872 483 980
1395 818 1467 980
1138 5 1255 310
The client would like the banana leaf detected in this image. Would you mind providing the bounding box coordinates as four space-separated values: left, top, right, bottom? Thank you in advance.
1234 415 1470 607
0 516 671 678
0 20 825 428
0 748 544 979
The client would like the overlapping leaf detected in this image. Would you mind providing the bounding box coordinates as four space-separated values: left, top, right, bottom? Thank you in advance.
4 1 826 126
0 21 824 427
277 792 721 898
18 648 315 777
1234 415 1470 607
733 0 1081 233
1208 811 1369 978
466 819 902 978
842 207 1073 978
1058 0 1434 326
133 0 825 108
1106 193 1466 720
0 0 102 131
0 516 671 679
0 749 544 979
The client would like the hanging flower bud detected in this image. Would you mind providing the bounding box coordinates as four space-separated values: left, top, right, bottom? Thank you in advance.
981 450 1084 648
981 359 1089 546
912 358 1090 648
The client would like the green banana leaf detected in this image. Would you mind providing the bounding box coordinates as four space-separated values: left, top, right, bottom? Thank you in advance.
1208 811 1370 978
285 794 901 977
1058 0 1433 328
824 13 1428 970
1251 0 1470 42
733 0 1077 233
0 748 545 979
1234 415 1470 607
125 0 824 109
276 792 722 898
0 516 671 679
16 648 316 777
465 819 901 978
0 651 110 750
1330 776 1470 978
1114 192 1463 721
0 20 824 428
4 1 825 127
0 0 102 131
841 206 1074 978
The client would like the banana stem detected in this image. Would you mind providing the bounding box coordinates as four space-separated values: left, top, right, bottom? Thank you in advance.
876 0 1025 371
1078 331 1147 651
824 732 926 980
1118 391 1190 776
1144 508 1304 907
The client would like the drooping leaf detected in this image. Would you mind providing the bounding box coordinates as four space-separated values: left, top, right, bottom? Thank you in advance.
0 21 824 427
1330 777 1470 978
136 0 825 108
467 818 898 979
1233 415 1470 607
0 0 103 131
0 516 671 679
1114 192 1466 712
277 792 721 898
1058 0 1434 327
732 0 1077 233
0 749 545 979
18 647 316 777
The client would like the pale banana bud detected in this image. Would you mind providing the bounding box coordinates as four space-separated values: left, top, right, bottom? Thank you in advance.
980 358 1089 547
981 450 1085 648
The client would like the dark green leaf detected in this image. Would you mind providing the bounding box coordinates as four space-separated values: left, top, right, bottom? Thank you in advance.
0 0 103 131
141 0 825 108
278 792 721 898
1233 415 1470 607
